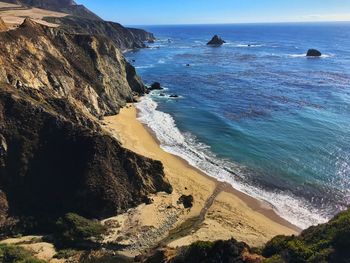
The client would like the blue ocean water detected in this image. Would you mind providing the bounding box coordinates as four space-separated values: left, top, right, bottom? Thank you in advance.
125 23 350 229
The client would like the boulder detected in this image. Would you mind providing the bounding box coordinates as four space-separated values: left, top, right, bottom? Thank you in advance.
177 195 194 208
207 35 226 46
170 94 179 98
149 82 163 91
307 49 322 57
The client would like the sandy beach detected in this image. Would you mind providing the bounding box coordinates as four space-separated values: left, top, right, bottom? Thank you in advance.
102 103 299 255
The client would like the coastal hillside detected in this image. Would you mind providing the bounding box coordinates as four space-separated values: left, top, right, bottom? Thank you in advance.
44 16 156 50
0 0 102 20
140 208 350 263
0 0 155 49
0 1 348 263
0 17 171 235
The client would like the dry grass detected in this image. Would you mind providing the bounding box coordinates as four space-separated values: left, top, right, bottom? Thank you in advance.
0 1 68 29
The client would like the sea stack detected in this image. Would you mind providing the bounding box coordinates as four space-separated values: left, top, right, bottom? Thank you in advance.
149 82 163 90
207 35 226 46
307 49 322 57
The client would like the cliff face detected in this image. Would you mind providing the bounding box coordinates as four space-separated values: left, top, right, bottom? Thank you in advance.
128 27 156 43
44 16 156 50
0 18 7 32
0 18 145 117
0 19 171 233
1 0 155 51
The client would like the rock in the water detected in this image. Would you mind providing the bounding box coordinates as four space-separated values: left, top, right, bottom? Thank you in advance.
149 82 163 91
170 94 179 98
307 49 322 57
207 35 226 46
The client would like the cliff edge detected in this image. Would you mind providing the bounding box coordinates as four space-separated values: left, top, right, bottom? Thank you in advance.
0 19 171 235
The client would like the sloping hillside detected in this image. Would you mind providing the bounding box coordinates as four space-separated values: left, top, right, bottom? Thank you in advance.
0 0 155 50
0 0 101 20
0 18 171 235
0 1 68 28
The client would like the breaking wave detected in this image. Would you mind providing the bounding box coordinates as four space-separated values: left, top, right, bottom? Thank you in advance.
135 96 330 229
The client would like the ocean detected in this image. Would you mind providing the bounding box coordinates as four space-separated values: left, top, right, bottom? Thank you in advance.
125 23 350 229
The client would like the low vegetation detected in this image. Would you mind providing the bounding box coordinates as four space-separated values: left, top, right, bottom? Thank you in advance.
53 213 107 249
170 239 256 263
159 208 350 263
0 243 47 263
262 208 350 263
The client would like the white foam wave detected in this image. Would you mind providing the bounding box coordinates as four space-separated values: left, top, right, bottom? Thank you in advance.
135 96 330 229
236 44 263 48
289 54 334 58
135 65 155 69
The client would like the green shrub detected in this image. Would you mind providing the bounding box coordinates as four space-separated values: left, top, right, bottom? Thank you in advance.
54 249 77 259
263 255 285 263
263 235 292 257
54 213 107 248
0 244 47 263
262 208 350 263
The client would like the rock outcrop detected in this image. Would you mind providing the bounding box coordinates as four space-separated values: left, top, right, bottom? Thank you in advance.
0 18 7 32
207 35 226 46
44 16 156 50
0 19 145 117
2 0 155 51
0 19 171 234
307 49 322 57
128 27 156 43
149 82 163 91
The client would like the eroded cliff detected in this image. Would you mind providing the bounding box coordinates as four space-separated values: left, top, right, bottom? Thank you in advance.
44 16 156 50
0 18 145 117
0 19 171 234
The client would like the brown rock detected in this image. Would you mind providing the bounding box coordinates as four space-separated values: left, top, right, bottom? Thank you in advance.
0 18 171 234
0 18 7 32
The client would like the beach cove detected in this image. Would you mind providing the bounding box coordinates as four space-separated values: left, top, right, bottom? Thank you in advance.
102 104 298 256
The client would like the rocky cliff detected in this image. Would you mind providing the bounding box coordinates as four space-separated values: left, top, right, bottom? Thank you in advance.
0 18 145 117
0 19 171 234
44 16 155 50
0 17 7 32
1 0 156 50
128 27 156 43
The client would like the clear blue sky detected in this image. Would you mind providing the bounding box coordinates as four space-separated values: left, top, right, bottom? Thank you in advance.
77 0 350 25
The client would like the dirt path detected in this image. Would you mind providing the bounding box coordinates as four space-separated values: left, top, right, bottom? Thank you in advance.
158 182 229 247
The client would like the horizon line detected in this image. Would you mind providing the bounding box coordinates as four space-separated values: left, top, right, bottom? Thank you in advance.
125 20 350 27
